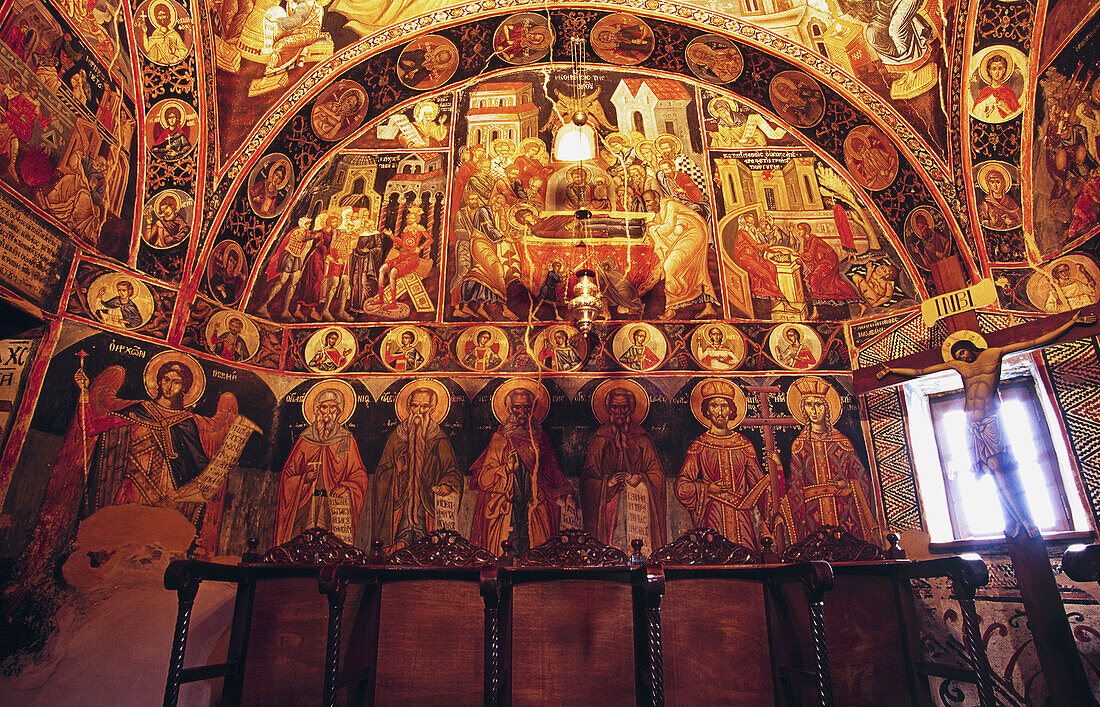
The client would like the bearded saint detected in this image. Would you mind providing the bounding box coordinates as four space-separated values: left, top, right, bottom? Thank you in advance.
674 379 771 549
581 388 666 553
274 388 369 545
469 387 574 555
372 387 462 548
642 190 720 319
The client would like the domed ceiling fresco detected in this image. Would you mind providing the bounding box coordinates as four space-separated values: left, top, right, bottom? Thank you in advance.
3 0 1100 669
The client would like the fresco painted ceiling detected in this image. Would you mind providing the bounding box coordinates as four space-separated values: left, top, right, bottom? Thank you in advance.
1 0 1099 373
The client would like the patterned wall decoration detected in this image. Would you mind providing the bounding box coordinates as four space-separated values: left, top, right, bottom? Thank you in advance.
864 385 922 532
1042 335 1100 526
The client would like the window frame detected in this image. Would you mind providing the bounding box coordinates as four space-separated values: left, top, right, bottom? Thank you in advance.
902 351 1094 547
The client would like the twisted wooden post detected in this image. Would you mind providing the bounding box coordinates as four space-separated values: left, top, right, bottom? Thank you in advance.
321 565 347 707
162 576 200 707
950 563 995 707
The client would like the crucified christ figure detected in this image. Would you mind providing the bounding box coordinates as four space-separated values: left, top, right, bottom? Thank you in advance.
877 310 1096 536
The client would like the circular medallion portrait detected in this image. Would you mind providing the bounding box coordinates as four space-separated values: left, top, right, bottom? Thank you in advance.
973 161 1023 232
612 323 667 372
767 323 823 371
494 13 554 65
491 378 550 423
146 99 197 162
395 379 451 425
379 325 433 373
843 125 899 191
903 206 954 270
304 326 357 373
968 45 1027 124
685 34 743 84
205 310 259 363
207 240 247 305
690 322 746 371
397 35 459 91
87 273 155 331
247 153 295 219
143 351 206 408
591 14 655 66
302 380 357 426
786 376 842 426
533 325 587 372
455 326 509 373
141 189 192 249
689 378 748 428
310 79 369 142
1026 254 1100 313
768 71 824 128
591 379 650 424
137 0 192 66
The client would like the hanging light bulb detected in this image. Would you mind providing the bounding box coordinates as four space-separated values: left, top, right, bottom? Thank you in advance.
569 268 601 332
554 112 596 162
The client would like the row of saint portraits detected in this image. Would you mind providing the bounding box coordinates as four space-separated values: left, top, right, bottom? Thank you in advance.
8 336 881 577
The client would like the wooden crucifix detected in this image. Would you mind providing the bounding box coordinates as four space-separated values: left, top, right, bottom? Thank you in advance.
871 308 1099 706
741 384 799 543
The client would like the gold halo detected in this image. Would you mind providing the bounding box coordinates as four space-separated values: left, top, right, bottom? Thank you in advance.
975 161 1013 194
413 99 439 121
591 379 649 425
488 138 517 160
491 379 550 424
379 325 431 373
978 49 1013 85
269 157 291 188
150 0 177 25
941 330 988 363
654 134 682 158
708 97 734 118
786 376 842 426
517 137 547 155
395 379 451 423
143 350 206 408
302 379 356 426
690 323 746 371
689 378 747 428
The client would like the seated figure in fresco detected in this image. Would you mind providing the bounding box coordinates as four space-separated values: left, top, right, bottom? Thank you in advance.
263 0 324 75
780 377 880 546
641 190 720 320
598 257 644 318
675 379 772 550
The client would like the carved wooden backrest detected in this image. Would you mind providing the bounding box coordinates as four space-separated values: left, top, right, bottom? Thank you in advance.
386 530 495 567
781 526 886 563
515 529 631 567
649 527 762 565
261 527 366 565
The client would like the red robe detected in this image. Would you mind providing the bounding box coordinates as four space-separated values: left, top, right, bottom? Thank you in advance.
469 423 570 555
274 425 369 545
674 431 770 549
785 428 877 544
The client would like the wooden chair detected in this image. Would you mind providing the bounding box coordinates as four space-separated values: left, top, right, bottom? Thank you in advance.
1063 542 1100 584
320 530 501 707
782 527 994 707
650 528 834 707
162 528 365 706
501 530 663 707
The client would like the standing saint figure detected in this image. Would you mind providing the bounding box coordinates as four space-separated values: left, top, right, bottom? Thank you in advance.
275 382 369 545
879 310 1095 537
581 382 666 555
372 382 462 549
782 377 880 545
469 382 575 555
674 379 772 549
